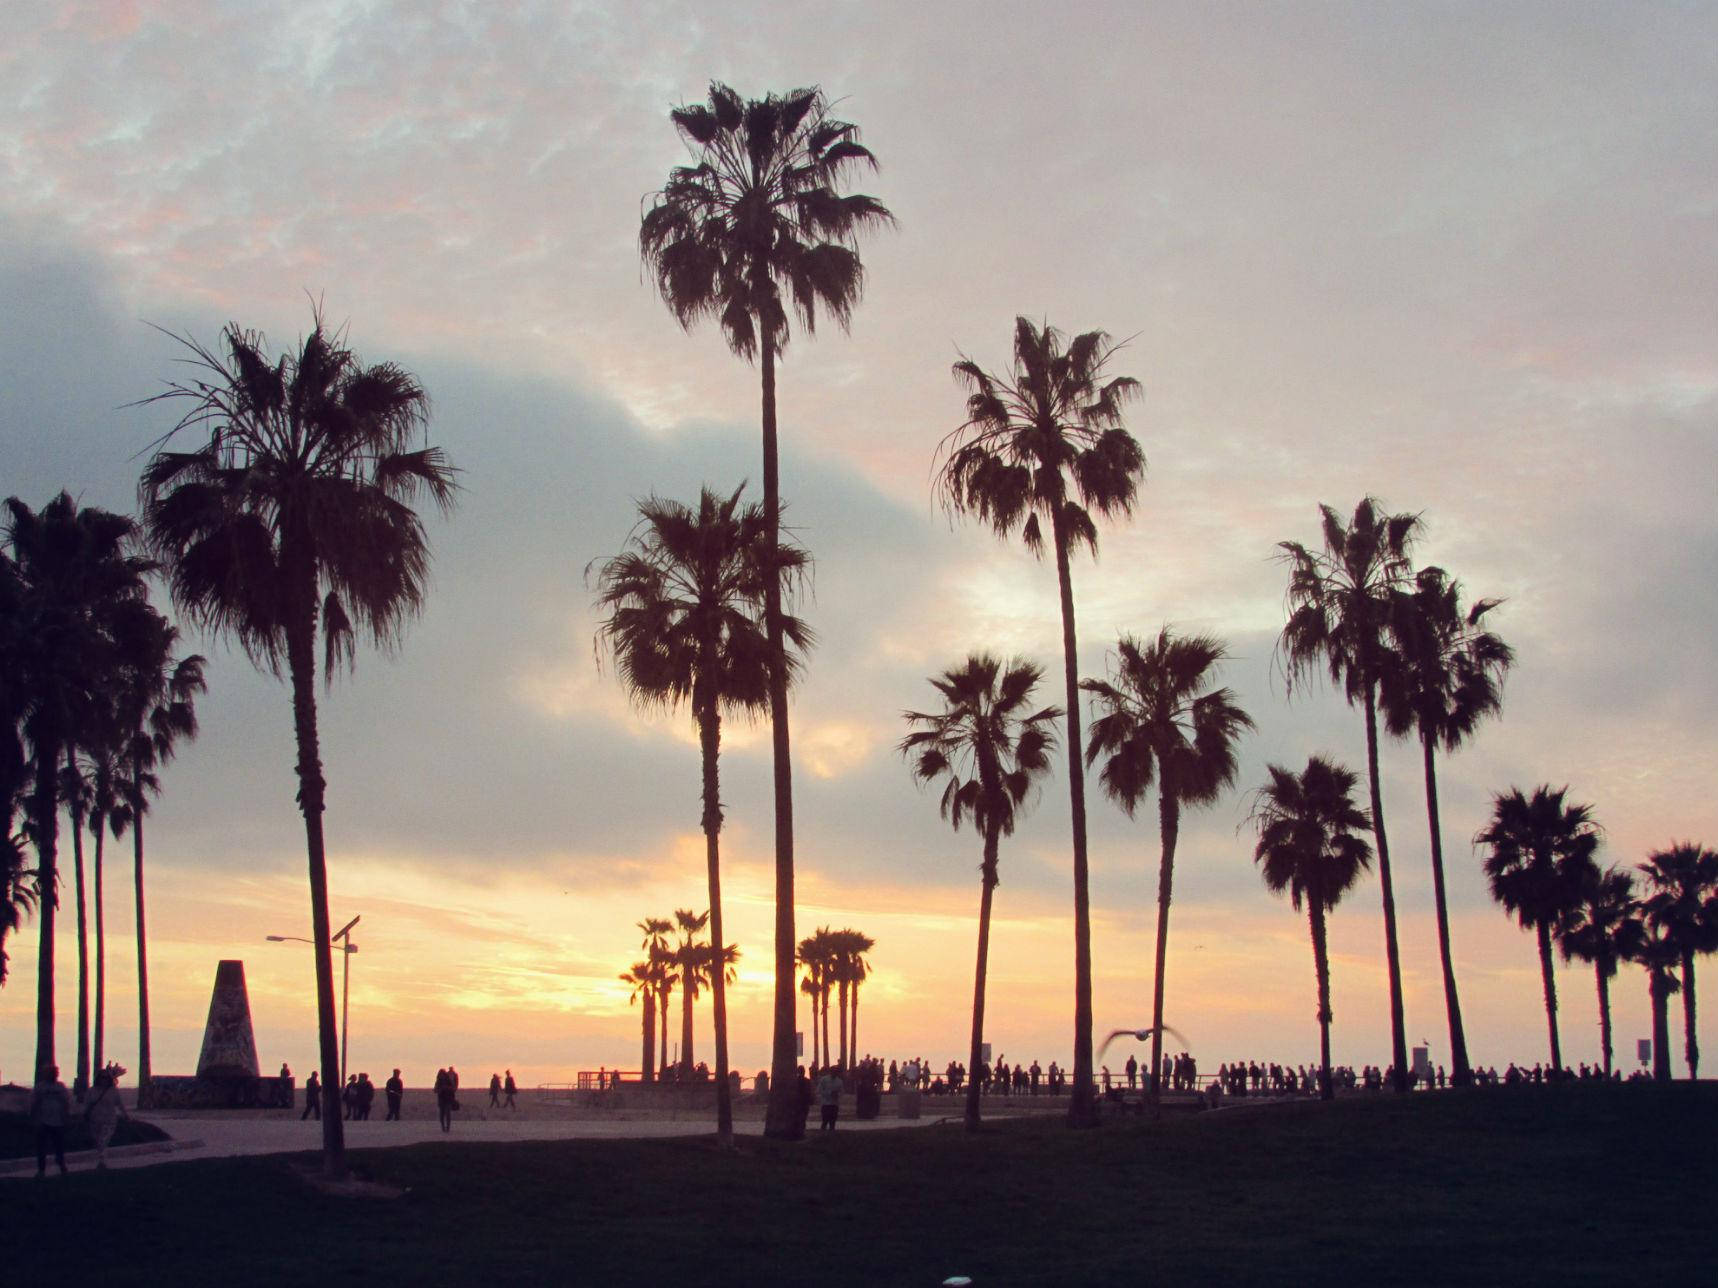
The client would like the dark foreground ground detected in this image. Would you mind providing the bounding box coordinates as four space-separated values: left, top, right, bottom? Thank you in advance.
8 1082 1714 1286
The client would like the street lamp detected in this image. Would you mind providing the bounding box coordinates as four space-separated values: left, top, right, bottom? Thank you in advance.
267 914 361 1086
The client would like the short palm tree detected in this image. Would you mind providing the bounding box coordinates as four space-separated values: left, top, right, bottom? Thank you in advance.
902 653 1058 1130
1631 918 1682 1081
834 928 876 1066
620 959 658 1081
1557 865 1644 1077
938 318 1145 1127
3 493 155 1080
669 907 711 1074
592 485 810 1143
1083 629 1252 1104
1379 565 1512 1086
139 315 456 1178
1279 497 1420 1091
641 83 893 1142
1639 841 1718 1079
797 930 832 1067
1250 756 1374 1101
635 917 675 1083
1476 785 1602 1074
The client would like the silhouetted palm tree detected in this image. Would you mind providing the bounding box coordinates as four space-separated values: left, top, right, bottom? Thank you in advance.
1631 918 1682 1081
641 83 892 1141
937 318 1145 1127
1279 497 1420 1091
1477 786 1601 1074
3 494 155 1080
83 732 120 1075
1557 866 1644 1077
139 315 456 1178
107 618 203 1092
1083 629 1252 1104
1378 565 1512 1087
903 653 1057 1129
635 916 675 1083
668 907 711 1074
797 930 832 1067
0 704 38 986
592 485 809 1142
60 753 93 1095
1639 841 1718 1079
621 959 657 1081
836 929 876 1067
1250 756 1374 1101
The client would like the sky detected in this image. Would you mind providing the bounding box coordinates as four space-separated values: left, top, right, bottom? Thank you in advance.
2 0 1715 1090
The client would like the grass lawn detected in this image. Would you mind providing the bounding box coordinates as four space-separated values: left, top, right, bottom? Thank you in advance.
8 1082 1714 1286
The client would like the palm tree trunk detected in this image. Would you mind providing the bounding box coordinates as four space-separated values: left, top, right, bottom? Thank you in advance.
658 986 670 1078
1650 970 1672 1081
851 980 861 1064
1594 965 1612 1078
966 831 1000 1131
838 978 851 1069
92 816 106 1075
1148 792 1179 1107
680 972 694 1071
67 755 90 1099
1310 899 1334 1101
759 339 803 1141
1050 507 1097 1128
1362 680 1409 1092
1535 921 1562 1073
1679 954 1698 1079
820 985 831 1072
131 786 150 1090
642 991 655 1084
31 736 61 1080
696 695 733 1143
1420 733 1471 1086
805 981 817 1067
284 551 346 1178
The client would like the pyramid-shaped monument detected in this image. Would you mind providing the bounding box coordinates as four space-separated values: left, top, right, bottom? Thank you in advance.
196 959 260 1079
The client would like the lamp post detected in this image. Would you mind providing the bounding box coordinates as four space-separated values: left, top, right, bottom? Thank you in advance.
267 914 361 1086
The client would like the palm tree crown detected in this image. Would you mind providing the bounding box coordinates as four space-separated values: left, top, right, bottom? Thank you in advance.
1639 841 1718 1079
1251 758 1374 917
1558 864 1644 1077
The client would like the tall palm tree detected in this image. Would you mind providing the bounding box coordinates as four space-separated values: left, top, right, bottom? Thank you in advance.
139 314 456 1178
1557 865 1644 1078
83 733 120 1075
902 653 1058 1129
1279 497 1420 1092
1476 786 1602 1074
60 753 93 1096
1249 756 1373 1101
937 318 1145 1127
839 929 876 1065
1378 565 1512 1087
669 907 710 1074
1639 841 1718 1079
641 83 892 1142
1083 628 1252 1104
592 485 809 1142
797 933 826 1067
1631 918 1682 1081
621 960 658 1082
3 494 155 1080
635 917 675 1084
107 615 203 1093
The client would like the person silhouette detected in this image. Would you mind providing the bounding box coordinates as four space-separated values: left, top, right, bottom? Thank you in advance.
301 1069 321 1120
489 1072 502 1107
503 1070 517 1109
385 1069 404 1121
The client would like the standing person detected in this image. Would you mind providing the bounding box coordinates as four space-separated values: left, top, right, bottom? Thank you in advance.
357 1073 375 1120
488 1072 502 1107
85 1066 128 1169
503 1070 517 1109
385 1069 404 1121
342 1075 359 1120
795 1065 814 1135
301 1069 321 1120
1126 1053 1138 1090
815 1066 843 1131
434 1068 455 1133
30 1065 73 1178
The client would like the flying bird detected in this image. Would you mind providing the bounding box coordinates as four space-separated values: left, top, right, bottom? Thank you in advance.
1098 1024 1189 1063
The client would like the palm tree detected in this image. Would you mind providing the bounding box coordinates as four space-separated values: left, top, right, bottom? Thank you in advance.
139 314 456 1178
1249 756 1373 1101
797 934 825 1067
937 318 1145 1127
1631 918 1682 1081
0 719 38 987
1279 497 1420 1092
592 486 809 1142
1476 786 1602 1074
3 494 155 1080
635 917 675 1084
59 753 93 1096
801 924 838 1067
1639 841 1718 1079
107 615 203 1093
669 907 710 1074
825 927 876 1068
83 733 120 1076
620 960 658 1082
838 929 876 1065
1378 565 1512 1087
1557 865 1644 1078
1083 629 1252 1104
902 653 1058 1129
641 83 893 1141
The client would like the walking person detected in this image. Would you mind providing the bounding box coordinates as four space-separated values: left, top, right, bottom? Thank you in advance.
816 1066 843 1131
85 1065 129 1169
30 1065 73 1177
385 1069 404 1121
489 1072 502 1108
434 1068 456 1132
301 1069 321 1120
503 1070 517 1109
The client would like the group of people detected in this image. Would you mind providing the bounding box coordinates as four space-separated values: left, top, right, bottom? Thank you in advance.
486 1070 518 1109
27 1062 129 1177
299 1067 408 1121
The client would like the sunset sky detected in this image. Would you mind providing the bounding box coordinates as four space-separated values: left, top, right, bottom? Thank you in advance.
3 1 1715 1090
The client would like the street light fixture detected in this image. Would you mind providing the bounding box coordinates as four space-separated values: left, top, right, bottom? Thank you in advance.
266 914 361 1086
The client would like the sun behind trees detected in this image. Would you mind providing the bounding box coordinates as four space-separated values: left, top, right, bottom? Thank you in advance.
138 313 457 1179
